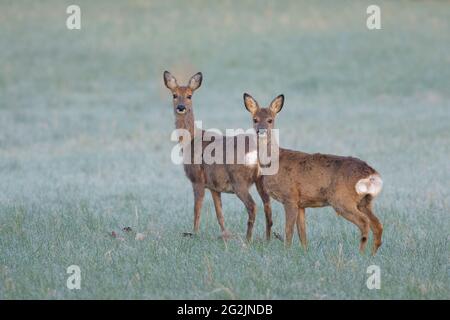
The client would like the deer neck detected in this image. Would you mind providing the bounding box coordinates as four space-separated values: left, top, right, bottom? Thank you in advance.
175 111 197 142
257 134 280 168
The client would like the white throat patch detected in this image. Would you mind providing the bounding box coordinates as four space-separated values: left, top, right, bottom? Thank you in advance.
244 150 258 166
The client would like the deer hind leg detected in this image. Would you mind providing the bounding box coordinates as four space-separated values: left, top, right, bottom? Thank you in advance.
210 190 230 239
358 196 383 255
296 207 307 250
333 203 370 253
234 187 257 242
283 202 298 247
255 178 273 241
192 183 205 233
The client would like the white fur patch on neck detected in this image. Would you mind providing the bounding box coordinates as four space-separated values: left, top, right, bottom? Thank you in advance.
244 150 258 166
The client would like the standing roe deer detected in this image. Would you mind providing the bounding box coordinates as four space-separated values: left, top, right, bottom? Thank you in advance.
243 93 383 254
163 71 273 240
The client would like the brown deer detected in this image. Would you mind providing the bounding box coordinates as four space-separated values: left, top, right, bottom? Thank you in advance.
163 71 273 241
243 93 384 254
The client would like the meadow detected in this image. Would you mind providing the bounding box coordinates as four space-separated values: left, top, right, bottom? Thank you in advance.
0 0 449 299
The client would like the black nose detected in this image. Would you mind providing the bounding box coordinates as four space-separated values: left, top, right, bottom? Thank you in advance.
257 128 268 135
176 105 186 112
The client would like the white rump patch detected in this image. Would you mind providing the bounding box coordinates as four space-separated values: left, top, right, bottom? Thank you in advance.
244 150 258 166
355 174 383 197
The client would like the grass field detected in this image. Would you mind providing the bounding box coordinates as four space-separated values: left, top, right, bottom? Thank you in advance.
0 0 449 299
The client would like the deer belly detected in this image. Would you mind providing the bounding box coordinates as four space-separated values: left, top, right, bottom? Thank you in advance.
298 187 329 208
204 166 234 193
264 178 289 203
205 181 234 193
299 198 329 208
267 189 284 203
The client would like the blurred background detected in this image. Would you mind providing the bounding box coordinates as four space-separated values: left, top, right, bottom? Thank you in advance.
0 0 449 299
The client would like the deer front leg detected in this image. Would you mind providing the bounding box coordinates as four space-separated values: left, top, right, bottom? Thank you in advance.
234 187 257 242
283 202 298 247
210 190 230 239
297 207 307 250
255 177 273 241
192 183 205 233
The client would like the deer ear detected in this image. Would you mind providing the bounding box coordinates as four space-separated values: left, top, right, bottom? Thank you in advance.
243 93 259 114
188 72 202 91
163 71 178 90
269 94 284 114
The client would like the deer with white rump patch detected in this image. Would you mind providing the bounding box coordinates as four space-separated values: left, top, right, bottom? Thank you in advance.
243 93 383 254
163 71 273 241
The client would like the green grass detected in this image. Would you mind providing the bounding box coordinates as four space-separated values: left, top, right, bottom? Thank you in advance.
0 0 449 299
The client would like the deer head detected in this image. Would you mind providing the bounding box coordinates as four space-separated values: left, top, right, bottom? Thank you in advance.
243 93 284 141
243 93 284 173
163 71 202 138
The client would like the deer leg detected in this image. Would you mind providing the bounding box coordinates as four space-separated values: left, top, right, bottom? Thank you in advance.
255 178 273 241
334 204 370 253
358 197 383 255
234 187 257 242
210 190 230 238
192 183 205 233
283 202 298 247
296 207 307 250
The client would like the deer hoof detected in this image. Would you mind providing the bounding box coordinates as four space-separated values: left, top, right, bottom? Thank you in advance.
182 232 195 237
218 231 232 240
273 232 283 242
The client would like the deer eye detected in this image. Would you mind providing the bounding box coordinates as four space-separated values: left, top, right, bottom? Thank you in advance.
173 94 178 99
253 118 258 123
187 95 192 99
267 119 273 124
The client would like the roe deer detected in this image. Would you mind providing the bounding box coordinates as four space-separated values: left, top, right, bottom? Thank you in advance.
243 93 383 254
163 71 273 240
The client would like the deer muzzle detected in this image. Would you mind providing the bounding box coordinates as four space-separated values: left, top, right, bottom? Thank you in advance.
176 105 186 114
257 128 268 137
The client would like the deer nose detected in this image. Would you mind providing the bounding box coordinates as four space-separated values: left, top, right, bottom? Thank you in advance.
176 105 186 113
257 128 268 136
